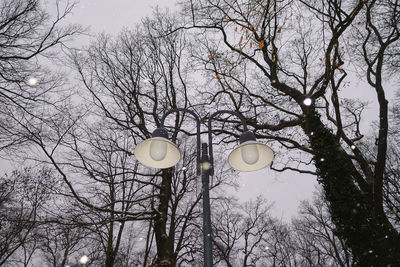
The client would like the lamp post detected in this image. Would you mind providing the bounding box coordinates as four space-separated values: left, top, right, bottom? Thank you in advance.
134 108 274 267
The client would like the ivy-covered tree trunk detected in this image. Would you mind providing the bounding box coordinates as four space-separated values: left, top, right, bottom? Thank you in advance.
303 111 400 266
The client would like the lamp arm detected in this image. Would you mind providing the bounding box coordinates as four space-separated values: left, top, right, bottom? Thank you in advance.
208 110 248 176
161 108 201 175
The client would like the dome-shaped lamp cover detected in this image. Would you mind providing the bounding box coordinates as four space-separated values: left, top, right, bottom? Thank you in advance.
228 140 274 172
134 128 181 169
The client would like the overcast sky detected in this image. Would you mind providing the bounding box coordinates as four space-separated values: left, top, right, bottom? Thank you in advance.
65 0 177 34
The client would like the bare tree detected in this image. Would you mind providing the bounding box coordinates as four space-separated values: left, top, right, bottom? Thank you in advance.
178 0 400 264
212 198 243 266
0 0 83 151
208 190 356 266
0 3 84 263
357 89 400 231
293 190 354 266
12 10 238 266
211 196 277 266
37 221 89 267
0 167 57 266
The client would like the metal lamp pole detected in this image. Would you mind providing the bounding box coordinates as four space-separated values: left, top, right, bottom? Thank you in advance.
158 108 249 267
201 142 213 267
135 107 274 266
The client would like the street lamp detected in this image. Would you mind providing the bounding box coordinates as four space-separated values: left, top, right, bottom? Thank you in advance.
134 108 274 267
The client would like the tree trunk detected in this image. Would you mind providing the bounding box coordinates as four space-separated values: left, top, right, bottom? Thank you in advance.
153 168 175 267
303 112 400 266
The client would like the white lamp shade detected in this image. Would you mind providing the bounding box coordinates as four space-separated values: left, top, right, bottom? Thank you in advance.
228 141 274 172
134 137 181 169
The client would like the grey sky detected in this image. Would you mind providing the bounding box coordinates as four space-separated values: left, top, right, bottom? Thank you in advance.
67 0 177 34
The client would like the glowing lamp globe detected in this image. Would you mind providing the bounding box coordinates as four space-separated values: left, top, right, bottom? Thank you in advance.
228 131 274 172
134 128 181 169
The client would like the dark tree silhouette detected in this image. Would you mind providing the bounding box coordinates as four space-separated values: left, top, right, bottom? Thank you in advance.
0 167 57 266
18 12 236 266
293 190 354 266
209 191 354 266
0 0 82 150
178 0 400 264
